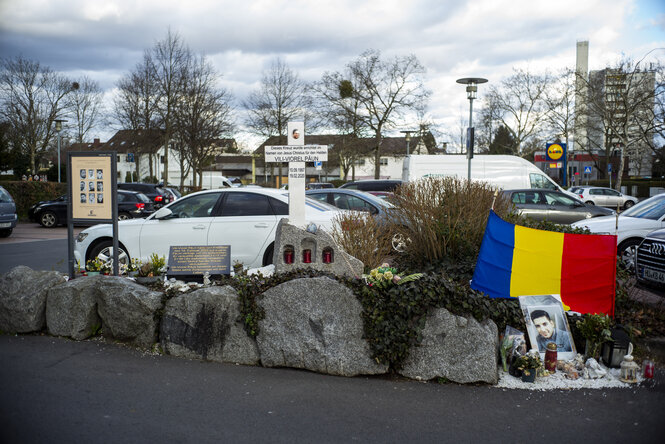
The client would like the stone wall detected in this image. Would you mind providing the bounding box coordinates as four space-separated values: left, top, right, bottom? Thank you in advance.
0 266 499 384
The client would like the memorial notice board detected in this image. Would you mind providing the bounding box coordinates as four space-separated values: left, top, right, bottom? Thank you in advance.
167 245 231 282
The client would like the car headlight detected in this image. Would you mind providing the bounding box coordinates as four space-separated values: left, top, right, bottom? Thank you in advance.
76 232 89 242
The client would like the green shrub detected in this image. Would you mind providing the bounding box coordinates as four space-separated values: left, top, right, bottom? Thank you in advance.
0 180 67 220
387 177 514 268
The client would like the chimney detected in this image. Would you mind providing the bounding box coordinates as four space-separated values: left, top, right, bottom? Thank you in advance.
94 138 100 145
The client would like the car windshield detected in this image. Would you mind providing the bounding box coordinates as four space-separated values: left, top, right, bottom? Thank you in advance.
355 191 395 208
0 187 13 203
621 194 665 220
136 193 151 203
280 192 339 212
543 191 579 206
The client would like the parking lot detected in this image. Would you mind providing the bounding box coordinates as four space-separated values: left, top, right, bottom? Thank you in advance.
0 222 84 244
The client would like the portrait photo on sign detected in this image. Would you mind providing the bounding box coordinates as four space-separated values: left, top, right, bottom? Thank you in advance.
518 294 576 361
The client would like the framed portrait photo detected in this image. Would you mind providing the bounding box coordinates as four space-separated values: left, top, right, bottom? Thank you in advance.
518 294 576 361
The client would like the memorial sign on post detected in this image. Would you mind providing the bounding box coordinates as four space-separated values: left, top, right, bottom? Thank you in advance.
67 151 118 278
264 121 328 228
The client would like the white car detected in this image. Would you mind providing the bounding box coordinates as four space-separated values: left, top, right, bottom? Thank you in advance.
573 186 638 210
571 193 665 268
75 188 341 270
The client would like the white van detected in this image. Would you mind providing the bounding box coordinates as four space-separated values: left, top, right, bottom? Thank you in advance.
402 154 569 193
200 172 233 189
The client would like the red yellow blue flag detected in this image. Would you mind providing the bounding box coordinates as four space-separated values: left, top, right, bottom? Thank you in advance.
471 210 617 315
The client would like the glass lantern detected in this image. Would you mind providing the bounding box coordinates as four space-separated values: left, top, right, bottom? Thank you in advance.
620 354 639 383
601 327 631 368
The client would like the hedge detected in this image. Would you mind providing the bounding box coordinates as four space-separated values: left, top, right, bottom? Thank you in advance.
0 181 67 220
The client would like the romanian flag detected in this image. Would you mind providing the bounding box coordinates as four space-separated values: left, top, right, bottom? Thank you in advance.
471 210 617 316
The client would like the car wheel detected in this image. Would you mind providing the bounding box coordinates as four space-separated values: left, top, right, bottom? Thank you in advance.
118 212 131 220
39 211 58 228
623 201 635 210
89 240 130 270
585 201 595 206
262 243 274 266
618 238 642 271
391 233 411 253
0 228 11 238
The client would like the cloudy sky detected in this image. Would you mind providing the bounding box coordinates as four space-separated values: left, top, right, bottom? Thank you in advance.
1 0 663 150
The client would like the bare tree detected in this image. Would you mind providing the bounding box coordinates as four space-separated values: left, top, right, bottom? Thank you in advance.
486 68 550 155
342 49 430 178
543 69 576 184
243 58 314 187
152 29 191 184
577 56 662 189
173 54 235 189
68 76 103 143
113 52 161 179
313 76 370 180
476 93 503 151
0 56 73 174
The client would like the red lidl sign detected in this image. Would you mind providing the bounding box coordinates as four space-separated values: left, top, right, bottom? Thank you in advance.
546 143 565 161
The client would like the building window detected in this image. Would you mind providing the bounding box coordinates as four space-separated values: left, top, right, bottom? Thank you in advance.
160 155 165 164
379 157 388 166
354 159 365 166
117 155 121 163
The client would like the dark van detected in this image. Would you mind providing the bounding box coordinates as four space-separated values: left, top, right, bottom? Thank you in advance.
339 179 403 193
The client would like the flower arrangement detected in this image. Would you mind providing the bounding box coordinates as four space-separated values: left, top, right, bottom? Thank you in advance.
362 263 423 289
86 258 103 272
515 350 543 376
137 253 166 277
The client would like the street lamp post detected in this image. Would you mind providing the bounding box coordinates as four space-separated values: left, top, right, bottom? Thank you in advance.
400 130 415 156
456 77 488 180
55 119 66 183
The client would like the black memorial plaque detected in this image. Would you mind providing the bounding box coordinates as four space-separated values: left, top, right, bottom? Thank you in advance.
167 245 230 281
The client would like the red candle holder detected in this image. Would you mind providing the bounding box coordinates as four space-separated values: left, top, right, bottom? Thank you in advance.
284 250 294 264
545 343 557 372
323 250 332 264
303 249 312 263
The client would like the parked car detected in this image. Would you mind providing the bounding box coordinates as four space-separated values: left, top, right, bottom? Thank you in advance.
306 188 393 220
0 185 17 237
571 193 665 269
305 182 335 190
502 189 614 224
75 188 341 269
29 190 155 228
163 187 181 202
339 179 403 193
305 188 411 251
118 182 171 208
573 186 638 210
635 228 665 289
568 185 592 195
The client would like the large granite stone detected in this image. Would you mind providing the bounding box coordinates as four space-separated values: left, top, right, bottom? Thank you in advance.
399 307 499 384
0 266 66 333
96 276 164 349
273 219 363 278
160 286 259 365
257 277 387 377
46 276 101 340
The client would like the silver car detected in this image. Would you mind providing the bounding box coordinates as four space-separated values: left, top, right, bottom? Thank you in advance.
574 187 638 210
502 189 614 224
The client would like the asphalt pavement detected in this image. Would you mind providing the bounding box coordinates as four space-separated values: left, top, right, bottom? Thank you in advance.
1 335 664 443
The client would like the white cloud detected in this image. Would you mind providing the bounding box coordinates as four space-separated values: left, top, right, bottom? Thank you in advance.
0 0 661 145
